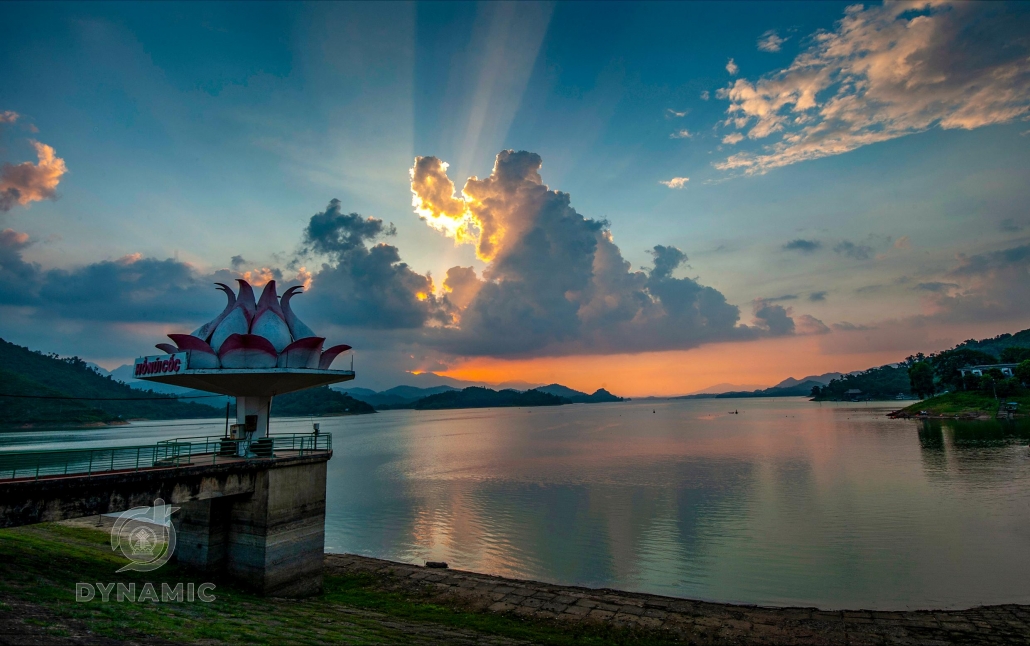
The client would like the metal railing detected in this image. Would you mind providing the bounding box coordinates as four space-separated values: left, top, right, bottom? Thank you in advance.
0 432 331 482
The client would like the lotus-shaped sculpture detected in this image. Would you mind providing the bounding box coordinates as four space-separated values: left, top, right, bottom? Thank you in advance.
158 279 351 371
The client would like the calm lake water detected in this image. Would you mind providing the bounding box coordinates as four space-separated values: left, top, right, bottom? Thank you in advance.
3 397 1029 610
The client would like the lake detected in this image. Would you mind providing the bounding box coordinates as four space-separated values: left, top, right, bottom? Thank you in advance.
3 397 1029 610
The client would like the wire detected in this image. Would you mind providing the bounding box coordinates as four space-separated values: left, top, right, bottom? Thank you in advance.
0 393 230 401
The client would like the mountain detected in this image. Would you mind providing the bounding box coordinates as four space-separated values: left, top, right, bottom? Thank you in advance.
338 385 459 409
536 384 624 403
773 373 842 389
271 386 375 417
713 380 827 399
0 338 222 426
535 384 586 399
688 382 768 395
412 387 567 410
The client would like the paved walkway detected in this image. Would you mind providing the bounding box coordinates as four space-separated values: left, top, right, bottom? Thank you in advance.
327 554 1030 645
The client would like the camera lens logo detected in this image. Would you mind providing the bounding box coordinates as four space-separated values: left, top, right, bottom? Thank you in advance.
110 499 178 573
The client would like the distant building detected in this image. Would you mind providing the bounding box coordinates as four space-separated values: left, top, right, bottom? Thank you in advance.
959 364 1019 378
844 388 862 400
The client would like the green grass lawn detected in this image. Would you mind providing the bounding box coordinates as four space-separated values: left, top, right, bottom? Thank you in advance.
901 389 1030 417
0 523 677 645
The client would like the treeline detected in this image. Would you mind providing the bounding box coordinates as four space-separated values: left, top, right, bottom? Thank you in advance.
412 387 568 410
0 338 221 427
271 386 375 416
810 328 1030 402
810 365 911 401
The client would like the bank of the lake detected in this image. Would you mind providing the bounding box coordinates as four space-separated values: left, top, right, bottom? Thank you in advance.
892 391 1030 419
3 523 1029 645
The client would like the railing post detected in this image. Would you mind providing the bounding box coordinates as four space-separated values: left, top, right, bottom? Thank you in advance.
87 451 93 477
35 461 40 481
136 448 140 472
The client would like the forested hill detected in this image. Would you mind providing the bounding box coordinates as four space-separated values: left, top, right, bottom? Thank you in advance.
0 338 221 427
413 387 568 410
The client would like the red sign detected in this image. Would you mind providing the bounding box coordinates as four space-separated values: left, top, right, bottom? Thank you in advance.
133 352 187 377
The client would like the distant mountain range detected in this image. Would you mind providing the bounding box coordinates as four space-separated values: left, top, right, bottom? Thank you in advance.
339 383 624 410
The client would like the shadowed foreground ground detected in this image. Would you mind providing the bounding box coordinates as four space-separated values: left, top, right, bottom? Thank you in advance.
0 522 1027 645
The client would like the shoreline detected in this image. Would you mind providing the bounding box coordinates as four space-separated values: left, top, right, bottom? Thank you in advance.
330 553 1030 644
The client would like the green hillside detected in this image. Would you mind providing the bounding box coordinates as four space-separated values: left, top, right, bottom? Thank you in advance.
0 338 221 427
271 386 375 417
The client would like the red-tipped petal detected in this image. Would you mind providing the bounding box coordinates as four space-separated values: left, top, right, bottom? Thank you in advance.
277 336 324 369
218 333 278 369
155 343 178 355
169 334 216 354
319 344 352 370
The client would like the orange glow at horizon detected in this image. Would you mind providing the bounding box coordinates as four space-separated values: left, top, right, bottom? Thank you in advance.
439 335 915 398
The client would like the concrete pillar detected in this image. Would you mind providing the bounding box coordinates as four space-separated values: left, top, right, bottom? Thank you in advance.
235 395 272 440
172 456 328 597
175 498 230 571
226 458 327 596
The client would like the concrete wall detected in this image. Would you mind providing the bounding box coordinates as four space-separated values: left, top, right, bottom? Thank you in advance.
1 453 330 598
174 458 328 597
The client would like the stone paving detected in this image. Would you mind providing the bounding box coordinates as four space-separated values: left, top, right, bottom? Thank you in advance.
327 554 1030 645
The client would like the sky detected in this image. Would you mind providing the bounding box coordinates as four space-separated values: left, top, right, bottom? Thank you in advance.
1 1 1029 395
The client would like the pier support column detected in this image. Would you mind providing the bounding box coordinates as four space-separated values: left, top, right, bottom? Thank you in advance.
172 455 329 597
175 498 231 572
226 457 328 596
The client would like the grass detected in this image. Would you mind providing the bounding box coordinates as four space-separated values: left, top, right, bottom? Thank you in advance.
0 523 679 645
901 389 1030 417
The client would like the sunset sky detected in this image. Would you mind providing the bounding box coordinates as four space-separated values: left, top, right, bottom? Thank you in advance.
1 1 1029 395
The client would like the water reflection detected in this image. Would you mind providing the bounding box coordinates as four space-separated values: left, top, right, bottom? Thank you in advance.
4 400 1029 610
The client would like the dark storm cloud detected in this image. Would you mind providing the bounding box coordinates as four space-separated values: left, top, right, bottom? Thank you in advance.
301 199 444 330
782 239 821 253
808 291 827 302
230 255 247 269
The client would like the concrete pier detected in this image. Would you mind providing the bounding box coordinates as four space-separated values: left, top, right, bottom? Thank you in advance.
0 447 330 598
176 457 328 596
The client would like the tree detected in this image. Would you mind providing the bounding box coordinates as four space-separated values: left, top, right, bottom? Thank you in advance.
1015 360 1030 387
1001 346 1030 363
928 349 996 390
908 362 935 399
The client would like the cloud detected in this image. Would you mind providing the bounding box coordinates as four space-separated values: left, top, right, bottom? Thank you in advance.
833 240 873 260
670 129 693 139
230 255 247 269
832 321 875 331
659 177 690 189
722 132 744 145
715 2 1030 174
753 301 794 335
0 141 68 211
926 243 1030 324
757 30 787 53
795 314 830 335
301 199 443 329
915 281 958 292
808 291 827 302
409 150 773 357
763 294 798 302
893 235 911 250
700 91 710 101
0 229 40 305
726 58 739 75
0 111 19 124
783 238 821 253
999 218 1025 233
666 108 689 118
